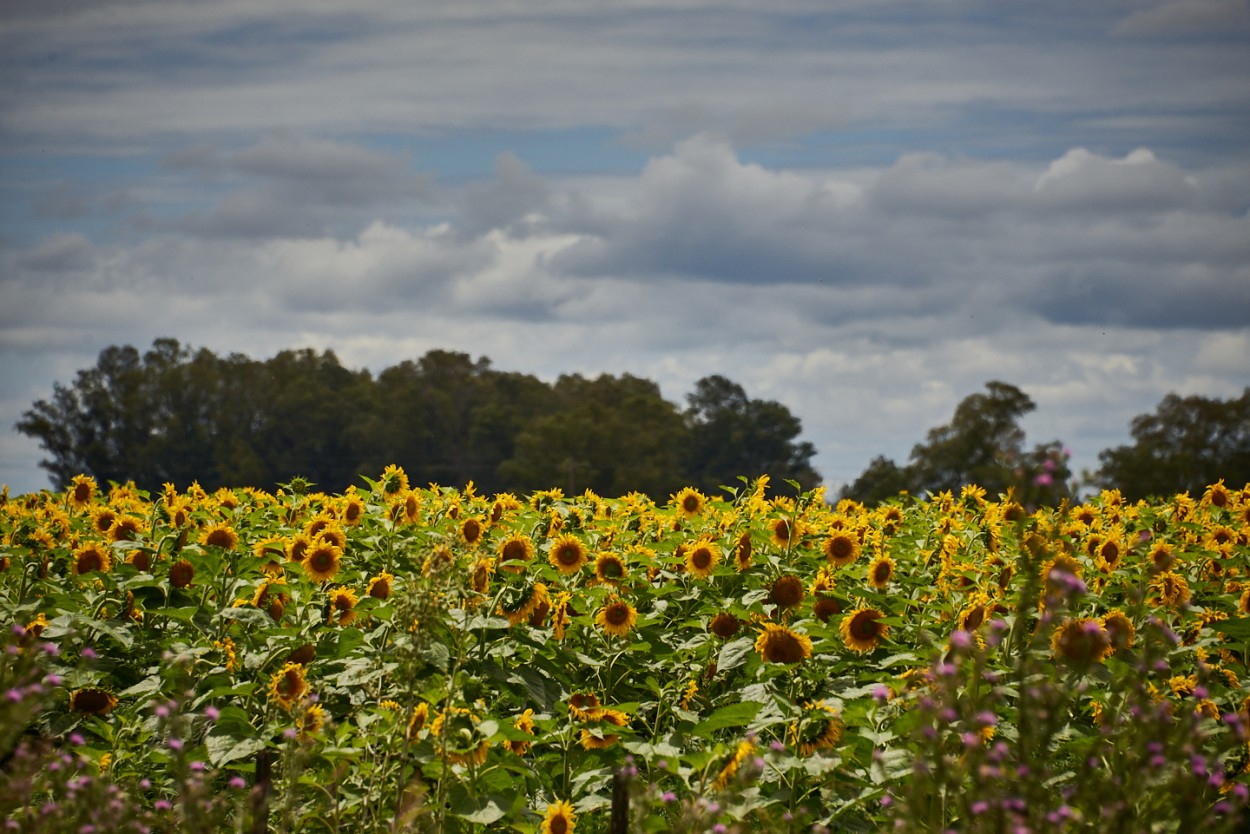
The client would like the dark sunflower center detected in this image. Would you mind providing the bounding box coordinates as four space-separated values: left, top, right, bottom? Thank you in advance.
606 604 630 625
691 548 713 569
851 613 881 640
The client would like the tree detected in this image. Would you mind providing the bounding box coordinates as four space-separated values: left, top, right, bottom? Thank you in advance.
1095 389 1250 500
681 375 821 496
839 381 1073 506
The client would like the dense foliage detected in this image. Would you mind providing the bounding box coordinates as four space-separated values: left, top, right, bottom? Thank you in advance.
15 339 821 497
3 472 1250 832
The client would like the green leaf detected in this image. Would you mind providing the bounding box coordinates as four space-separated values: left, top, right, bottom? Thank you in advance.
716 636 755 673
205 734 268 767
693 701 763 738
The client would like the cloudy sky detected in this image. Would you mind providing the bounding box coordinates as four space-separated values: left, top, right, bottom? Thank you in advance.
2 0 1249 496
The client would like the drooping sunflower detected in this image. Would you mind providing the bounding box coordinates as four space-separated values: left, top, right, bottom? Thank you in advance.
823 533 861 568
267 662 310 711
813 595 842 623
734 532 752 572
69 474 97 509
768 574 805 610
74 542 112 575
506 708 536 755
958 600 988 633
712 739 757 790
299 704 326 739
327 586 359 626
685 539 720 579
400 490 422 524
497 533 535 573
579 708 628 749
540 800 577 834
593 552 628 586
567 692 601 722
70 688 117 716
754 623 813 664
1101 609 1136 654
840 607 888 654
407 702 429 740
200 522 239 551
789 700 843 757
595 598 638 638
1051 617 1111 666
366 571 394 600
671 487 707 519
500 581 550 626
1150 570 1192 608
709 612 740 639
302 538 343 583
548 533 588 575
169 558 195 589
431 706 490 766
867 555 896 589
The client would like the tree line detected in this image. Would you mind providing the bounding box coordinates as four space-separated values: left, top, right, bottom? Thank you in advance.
14 338 820 498
14 339 1249 502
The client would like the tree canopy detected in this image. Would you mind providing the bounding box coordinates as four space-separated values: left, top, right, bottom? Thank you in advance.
16 339 822 497
839 381 1074 506
1094 388 1250 501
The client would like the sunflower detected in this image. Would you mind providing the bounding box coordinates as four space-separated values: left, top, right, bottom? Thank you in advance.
303 538 343 583
431 706 490 766
1150 571 1192 608
25 612 49 638
789 700 843 757
70 688 117 716
734 532 752 572
169 558 195 589
286 533 312 564
769 574 805 609
407 702 429 740
579 708 628 749
671 487 707 519
593 552 628 585
471 558 493 595
366 571 394 600
91 507 118 536
841 607 889 654
711 739 757 791
709 612 740 639
213 637 239 672
327 586 359 626
867 555 895 589
69 474 97 509
1051 617 1111 666
958 601 988 633
755 623 813 664
267 662 310 710
1101 610 1136 654
109 515 144 543
304 514 345 548
506 708 536 755
685 539 720 579
540 800 577 834
287 643 316 666
500 581 550 626
201 522 239 551
1203 481 1232 510
770 517 797 549
595 598 638 638
497 534 535 572
568 692 601 722
379 464 409 497
548 534 588 575
813 595 842 623
460 517 485 547
74 542 112 575
823 533 861 567
341 492 366 527
551 593 572 640
1096 536 1124 572
400 490 422 524
299 704 326 739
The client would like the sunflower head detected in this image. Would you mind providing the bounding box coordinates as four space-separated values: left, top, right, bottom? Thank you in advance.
540 799 577 834
789 700 842 757
548 534 588 575
840 607 888 654
594 553 628 585
69 475 97 509
671 487 707 519
379 464 410 497
70 688 118 716
74 543 112 576
595 598 638 638
867 555 895 589
823 533 861 567
302 538 343 583
1051 617 1111 666
366 571 394 600
497 534 535 572
754 623 813 664
685 539 720 579
327 586 359 626
201 523 239 551
169 558 195 589
460 517 485 547
768 574 805 609
267 662 310 710
709 612 740 639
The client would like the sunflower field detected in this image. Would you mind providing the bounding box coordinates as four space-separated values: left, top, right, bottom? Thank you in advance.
3 471 1250 833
